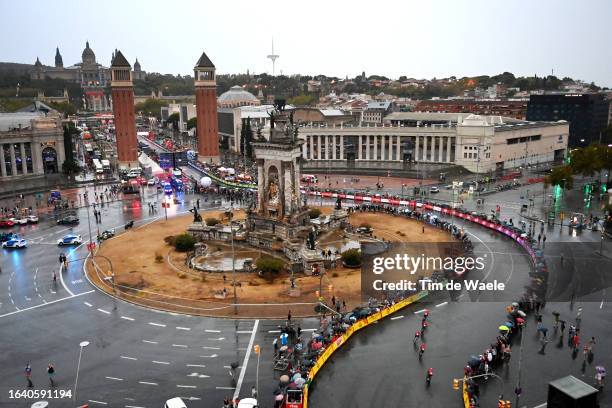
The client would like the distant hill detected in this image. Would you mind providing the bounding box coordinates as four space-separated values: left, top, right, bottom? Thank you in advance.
0 62 34 74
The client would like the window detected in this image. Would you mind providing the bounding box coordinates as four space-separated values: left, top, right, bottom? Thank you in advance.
464 152 468 159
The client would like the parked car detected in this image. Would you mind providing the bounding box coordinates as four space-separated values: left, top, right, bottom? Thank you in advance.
430 186 440 194
2 236 27 249
57 215 79 225
27 215 39 223
10 217 28 225
98 229 115 241
0 219 16 228
57 234 83 246
147 177 158 186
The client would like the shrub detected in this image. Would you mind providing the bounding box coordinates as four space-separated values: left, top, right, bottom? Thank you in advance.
164 235 175 246
359 222 372 229
174 233 196 252
154 253 163 263
309 208 322 219
205 217 220 226
332 272 339 278
341 248 362 267
177 272 187 279
256 256 285 275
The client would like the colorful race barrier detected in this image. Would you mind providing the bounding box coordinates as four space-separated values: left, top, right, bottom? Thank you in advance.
302 290 429 408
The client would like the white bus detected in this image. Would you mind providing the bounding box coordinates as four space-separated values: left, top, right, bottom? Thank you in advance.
101 159 111 172
93 159 103 174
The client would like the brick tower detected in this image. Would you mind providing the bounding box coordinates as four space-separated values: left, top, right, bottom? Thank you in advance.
110 50 138 168
194 51 220 163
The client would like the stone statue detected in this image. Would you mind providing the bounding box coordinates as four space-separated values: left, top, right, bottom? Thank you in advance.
289 110 294 125
307 229 316 250
268 111 275 129
268 179 279 205
192 206 202 223
335 196 342 210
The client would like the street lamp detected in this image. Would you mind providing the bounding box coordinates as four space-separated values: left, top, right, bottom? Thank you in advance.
228 208 238 314
73 340 90 405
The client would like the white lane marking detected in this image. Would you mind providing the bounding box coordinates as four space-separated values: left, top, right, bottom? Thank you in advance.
224 365 242 369
301 328 317 332
202 346 220 350
121 356 137 361
217 387 236 390
88 400 108 405
390 315 405 320
236 330 253 334
177 385 196 388
152 360 170 365
59 261 75 297
179 396 201 401
268 329 281 333
436 301 448 307
148 322 166 327
186 364 206 368
199 354 218 358
207 337 225 341
105 376 124 381
414 309 426 314
600 300 604 309
0 291 94 318
50 290 56 294
125 405 145 408
25 296 31 301
84 302 93 307
71 279 83 284
139 381 158 386
176 326 191 331
172 344 188 348
97 308 111 315
121 316 135 321
204 329 221 333
142 340 158 344
233 319 259 400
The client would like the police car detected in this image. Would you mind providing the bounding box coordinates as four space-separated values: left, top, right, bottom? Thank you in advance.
2 235 27 249
57 234 83 246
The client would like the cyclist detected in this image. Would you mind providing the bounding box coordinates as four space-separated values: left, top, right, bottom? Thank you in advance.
421 320 429 332
413 330 421 344
426 367 433 385
419 343 427 359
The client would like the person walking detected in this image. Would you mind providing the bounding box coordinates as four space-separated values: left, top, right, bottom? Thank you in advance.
539 337 549 354
542 235 547 247
47 363 55 386
552 311 560 329
25 363 33 387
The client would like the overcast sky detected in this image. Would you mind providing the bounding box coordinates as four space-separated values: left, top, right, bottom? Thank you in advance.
1 0 611 86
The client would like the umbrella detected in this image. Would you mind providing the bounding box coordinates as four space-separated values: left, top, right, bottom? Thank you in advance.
499 325 510 331
516 317 525 324
511 302 519 308
517 310 526 317
505 321 514 328
275 393 284 401
292 373 302 381
280 374 290 383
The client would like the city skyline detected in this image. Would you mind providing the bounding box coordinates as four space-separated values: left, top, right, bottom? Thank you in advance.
1 0 611 87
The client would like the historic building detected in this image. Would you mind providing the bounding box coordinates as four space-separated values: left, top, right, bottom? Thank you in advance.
296 112 568 173
0 110 66 194
110 51 138 168
217 86 260 108
194 51 220 163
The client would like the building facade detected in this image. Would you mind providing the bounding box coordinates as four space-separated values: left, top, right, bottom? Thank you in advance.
0 112 66 186
526 93 610 146
295 113 568 173
217 86 260 108
415 99 528 120
362 101 393 124
110 51 138 167
194 51 220 163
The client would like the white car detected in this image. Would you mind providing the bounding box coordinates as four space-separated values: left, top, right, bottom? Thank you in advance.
164 397 187 408
147 177 158 186
430 186 440 194
27 215 39 223
57 234 83 246
237 398 258 408
2 236 27 248
10 217 28 225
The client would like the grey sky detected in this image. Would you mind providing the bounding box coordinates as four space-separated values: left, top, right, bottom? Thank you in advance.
1 0 611 86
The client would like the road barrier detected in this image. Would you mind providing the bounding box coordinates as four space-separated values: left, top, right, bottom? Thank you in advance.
302 290 428 408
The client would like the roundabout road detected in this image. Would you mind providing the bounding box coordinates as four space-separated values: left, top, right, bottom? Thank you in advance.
0 188 308 408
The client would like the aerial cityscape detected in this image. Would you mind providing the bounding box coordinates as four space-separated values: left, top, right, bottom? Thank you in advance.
1 1 611 408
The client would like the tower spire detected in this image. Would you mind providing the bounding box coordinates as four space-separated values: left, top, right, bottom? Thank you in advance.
267 37 279 76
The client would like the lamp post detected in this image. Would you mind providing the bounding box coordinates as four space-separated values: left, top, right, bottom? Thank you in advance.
514 321 526 408
73 340 90 405
229 208 238 314
84 194 94 252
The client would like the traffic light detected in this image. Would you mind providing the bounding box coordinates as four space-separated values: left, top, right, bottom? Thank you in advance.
453 378 460 390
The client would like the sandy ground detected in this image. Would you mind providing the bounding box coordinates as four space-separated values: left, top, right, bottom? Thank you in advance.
308 174 436 190
87 208 451 318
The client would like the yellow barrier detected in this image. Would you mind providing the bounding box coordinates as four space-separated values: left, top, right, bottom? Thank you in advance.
463 375 470 407
302 290 429 408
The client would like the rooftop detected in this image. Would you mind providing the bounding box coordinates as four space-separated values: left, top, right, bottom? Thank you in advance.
0 112 45 132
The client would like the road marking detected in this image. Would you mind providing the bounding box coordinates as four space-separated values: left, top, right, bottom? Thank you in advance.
224 365 242 369
390 315 405 320
0 291 94 319
186 364 206 368
25 296 31 301
71 279 83 284
236 330 253 334
600 300 604 309
98 308 111 314
105 376 124 381
152 360 170 365
204 329 221 333
202 346 220 350
199 354 218 358
121 356 137 361
172 344 188 348
301 328 317 332
436 301 448 307
138 381 158 386
268 329 281 333
414 309 426 314
88 400 108 405
207 337 225 341
58 264 74 296
142 340 158 344
176 326 191 331
177 384 196 388
84 302 93 307
233 319 259 400
148 322 166 327
125 405 145 408
216 387 236 390
121 316 135 321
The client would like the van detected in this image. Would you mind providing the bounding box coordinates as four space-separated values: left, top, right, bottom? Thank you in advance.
164 397 187 408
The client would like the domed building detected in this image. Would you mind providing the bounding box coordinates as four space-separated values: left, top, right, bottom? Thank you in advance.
218 86 260 108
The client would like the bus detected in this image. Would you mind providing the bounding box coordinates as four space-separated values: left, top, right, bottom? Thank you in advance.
93 159 103 174
301 174 318 184
101 159 111 173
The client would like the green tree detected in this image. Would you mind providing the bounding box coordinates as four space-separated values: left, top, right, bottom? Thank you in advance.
256 256 285 275
166 112 180 130
545 165 574 190
174 233 196 252
49 101 77 116
288 94 315 106
187 117 197 130
134 98 168 118
308 208 322 219
341 249 362 267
